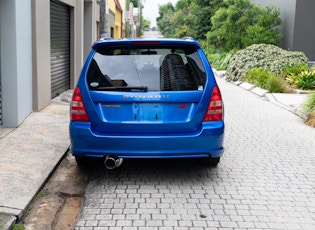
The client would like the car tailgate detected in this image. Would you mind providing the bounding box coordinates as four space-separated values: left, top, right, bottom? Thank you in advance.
87 90 206 134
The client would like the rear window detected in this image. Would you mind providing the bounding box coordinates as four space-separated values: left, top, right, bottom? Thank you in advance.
87 45 206 92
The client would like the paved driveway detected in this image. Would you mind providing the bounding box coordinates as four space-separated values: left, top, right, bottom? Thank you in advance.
75 77 315 230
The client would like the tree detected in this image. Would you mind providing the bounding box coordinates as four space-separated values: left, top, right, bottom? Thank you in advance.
156 0 195 38
130 0 138 7
206 0 282 51
156 3 176 37
241 5 281 46
142 17 151 31
173 0 194 38
189 0 224 40
156 0 225 40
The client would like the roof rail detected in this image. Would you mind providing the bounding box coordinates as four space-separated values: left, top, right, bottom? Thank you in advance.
99 37 114 41
182 36 194 40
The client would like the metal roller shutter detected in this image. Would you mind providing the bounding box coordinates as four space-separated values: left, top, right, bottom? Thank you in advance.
0 43 2 124
0 79 2 125
50 0 70 98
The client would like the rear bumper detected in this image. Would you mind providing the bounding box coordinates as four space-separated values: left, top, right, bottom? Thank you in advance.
69 121 224 159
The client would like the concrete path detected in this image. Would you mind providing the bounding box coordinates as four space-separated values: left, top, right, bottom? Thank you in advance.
0 103 70 230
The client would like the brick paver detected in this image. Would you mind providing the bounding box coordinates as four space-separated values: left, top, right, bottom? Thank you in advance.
75 77 315 229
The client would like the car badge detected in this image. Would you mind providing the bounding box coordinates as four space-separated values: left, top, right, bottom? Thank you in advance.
90 82 99 87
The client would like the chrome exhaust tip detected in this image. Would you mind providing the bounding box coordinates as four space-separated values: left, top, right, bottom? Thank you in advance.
104 155 123 169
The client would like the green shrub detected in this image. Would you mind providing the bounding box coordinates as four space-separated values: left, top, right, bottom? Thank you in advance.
303 92 315 127
265 74 288 93
202 41 236 70
12 224 24 230
242 25 281 48
285 67 315 90
245 67 287 93
207 1 282 52
207 52 233 70
245 67 268 87
282 63 308 77
226 44 309 82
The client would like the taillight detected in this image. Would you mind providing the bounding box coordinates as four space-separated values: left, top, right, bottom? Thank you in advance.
203 86 223 121
71 87 90 122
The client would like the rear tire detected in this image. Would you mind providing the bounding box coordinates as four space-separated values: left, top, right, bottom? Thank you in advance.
75 156 92 168
204 156 220 167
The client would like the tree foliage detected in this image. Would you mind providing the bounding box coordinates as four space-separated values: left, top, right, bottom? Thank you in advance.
206 0 282 51
156 0 282 53
142 17 151 30
130 0 138 7
156 3 176 37
156 0 203 38
156 0 227 39
189 0 224 40
173 0 194 38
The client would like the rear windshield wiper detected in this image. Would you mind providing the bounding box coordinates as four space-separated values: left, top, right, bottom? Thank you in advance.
94 86 148 92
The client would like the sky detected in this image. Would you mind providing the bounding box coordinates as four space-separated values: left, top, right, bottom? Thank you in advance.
142 0 178 28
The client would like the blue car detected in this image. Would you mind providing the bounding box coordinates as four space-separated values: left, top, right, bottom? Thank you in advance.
70 38 224 169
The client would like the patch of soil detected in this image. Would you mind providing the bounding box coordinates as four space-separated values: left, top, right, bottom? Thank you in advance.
20 152 89 230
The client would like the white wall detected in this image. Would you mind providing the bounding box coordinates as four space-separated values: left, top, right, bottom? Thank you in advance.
32 0 51 111
0 0 33 126
84 1 97 59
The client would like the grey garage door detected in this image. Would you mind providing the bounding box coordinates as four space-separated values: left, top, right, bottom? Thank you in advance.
0 74 2 125
0 36 2 125
50 0 70 98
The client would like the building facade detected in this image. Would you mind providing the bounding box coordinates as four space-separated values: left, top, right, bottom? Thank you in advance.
251 0 315 61
0 0 99 126
114 0 123 38
102 0 128 39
